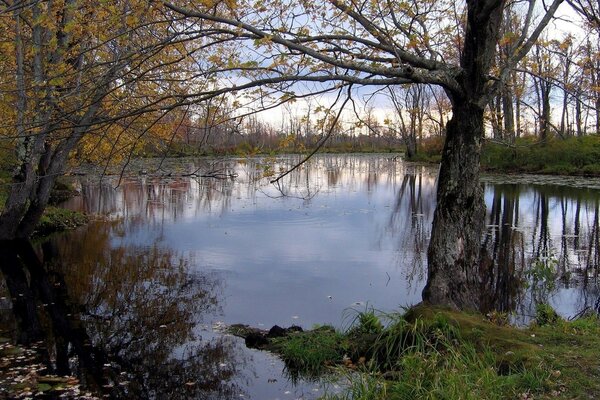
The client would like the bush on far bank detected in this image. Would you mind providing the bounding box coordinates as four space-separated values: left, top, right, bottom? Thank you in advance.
481 135 600 176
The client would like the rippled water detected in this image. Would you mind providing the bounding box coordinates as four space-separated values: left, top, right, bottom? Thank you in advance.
2 154 600 398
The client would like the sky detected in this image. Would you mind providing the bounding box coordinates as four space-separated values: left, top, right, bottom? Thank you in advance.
238 1 589 135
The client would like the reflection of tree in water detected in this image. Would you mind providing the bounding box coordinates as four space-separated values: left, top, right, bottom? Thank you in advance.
0 222 251 399
63 157 600 321
482 183 600 317
384 166 436 286
481 185 525 313
48 221 248 399
0 240 111 394
65 169 239 225
532 191 552 261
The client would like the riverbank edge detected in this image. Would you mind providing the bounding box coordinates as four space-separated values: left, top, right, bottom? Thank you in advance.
32 206 89 238
230 304 600 399
0 177 88 239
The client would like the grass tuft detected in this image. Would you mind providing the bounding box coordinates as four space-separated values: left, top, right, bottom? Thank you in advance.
269 304 600 399
271 325 349 379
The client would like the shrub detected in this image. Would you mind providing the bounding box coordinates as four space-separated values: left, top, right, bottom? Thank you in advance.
534 303 560 327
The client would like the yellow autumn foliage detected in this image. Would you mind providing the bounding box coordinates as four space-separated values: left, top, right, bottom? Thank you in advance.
0 0 213 170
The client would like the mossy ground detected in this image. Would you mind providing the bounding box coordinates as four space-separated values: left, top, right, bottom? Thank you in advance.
268 305 600 399
33 206 88 238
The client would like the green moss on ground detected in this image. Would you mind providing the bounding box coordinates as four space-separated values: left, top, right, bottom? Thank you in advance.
264 305 600 399
33 207 88 238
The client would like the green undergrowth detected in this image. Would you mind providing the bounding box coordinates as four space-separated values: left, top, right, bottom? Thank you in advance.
271 305 600 399
482 135 600 176
156 142 405 158
33 206 88 238
0 165 87 237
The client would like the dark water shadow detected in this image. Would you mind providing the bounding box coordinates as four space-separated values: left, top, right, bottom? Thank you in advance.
0 236 251 399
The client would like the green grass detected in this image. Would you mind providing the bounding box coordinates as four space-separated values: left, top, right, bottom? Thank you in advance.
33 206 88 237
268 305 600 399
482 135 600 176
271 325 349 378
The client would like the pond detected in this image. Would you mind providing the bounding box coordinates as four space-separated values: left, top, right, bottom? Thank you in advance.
1 154 600 399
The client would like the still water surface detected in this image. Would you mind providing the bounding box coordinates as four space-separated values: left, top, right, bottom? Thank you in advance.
2 154 600 398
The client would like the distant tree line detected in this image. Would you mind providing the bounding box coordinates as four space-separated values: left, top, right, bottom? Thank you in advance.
159 12 600 159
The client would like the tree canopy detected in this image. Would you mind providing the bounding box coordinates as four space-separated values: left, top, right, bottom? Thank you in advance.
163 0 566 309
0 0 215 239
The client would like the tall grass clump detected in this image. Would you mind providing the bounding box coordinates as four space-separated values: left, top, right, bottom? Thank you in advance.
270 304 600 399
271 325 349 379
322 307 553 400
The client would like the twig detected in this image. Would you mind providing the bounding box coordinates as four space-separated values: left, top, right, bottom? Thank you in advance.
270 85 353 185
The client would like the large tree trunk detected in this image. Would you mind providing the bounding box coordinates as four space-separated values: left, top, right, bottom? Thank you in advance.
0 144 59 240
422 99 486 309
422 0 505 310
0 97 101 240
0 160 45 240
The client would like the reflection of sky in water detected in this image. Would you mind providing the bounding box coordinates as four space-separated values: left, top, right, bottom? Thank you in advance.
100 156 434 328
58 155 435 399
46 155 600 397
67 155 600 322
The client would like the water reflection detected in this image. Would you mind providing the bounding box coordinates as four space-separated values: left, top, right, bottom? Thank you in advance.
62 156 600 321
2 155 600 398
385 169 436 288
0 239 111 394
49 221 247 399
0 228 249 399
482 181 600 320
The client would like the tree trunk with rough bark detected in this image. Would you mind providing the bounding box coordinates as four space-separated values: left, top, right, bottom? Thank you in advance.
405 133 417 159
540 81 552 141
422 0 505 310
423 99 487 309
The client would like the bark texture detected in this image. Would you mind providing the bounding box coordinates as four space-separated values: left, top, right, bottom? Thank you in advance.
423 100 486 309
422 0 505 310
